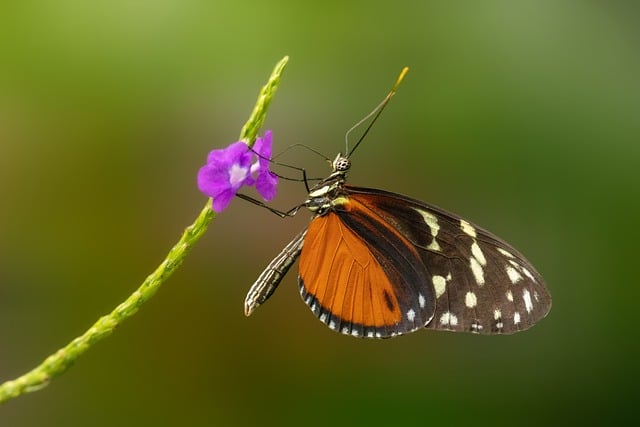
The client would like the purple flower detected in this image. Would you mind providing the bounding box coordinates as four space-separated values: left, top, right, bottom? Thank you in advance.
197 131 278 213
251 130 278 201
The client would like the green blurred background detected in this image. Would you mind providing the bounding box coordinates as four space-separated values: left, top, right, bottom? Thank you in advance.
1 1 638 425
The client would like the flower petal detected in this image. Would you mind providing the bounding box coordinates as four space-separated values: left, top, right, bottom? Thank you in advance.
256 170 278 201
251 130 278 200
198 140 256 212
197 164 230 198
253 130 273 168
211 188 236 213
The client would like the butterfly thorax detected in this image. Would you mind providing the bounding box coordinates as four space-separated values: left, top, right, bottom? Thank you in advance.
304 154 351 216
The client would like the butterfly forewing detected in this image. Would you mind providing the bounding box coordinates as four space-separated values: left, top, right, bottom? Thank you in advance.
345 186 551 335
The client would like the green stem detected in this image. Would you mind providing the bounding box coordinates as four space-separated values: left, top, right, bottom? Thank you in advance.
0 55 289 404
240 56 289 146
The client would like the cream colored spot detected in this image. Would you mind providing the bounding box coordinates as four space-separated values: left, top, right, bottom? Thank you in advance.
513 312 521 324
414 208 442 252
494 308 502 320
506 290 514 302
523 289 534 313
460 219 476 237
470 257 485 286
432 275 447 298
506 266 523 284
465 291 477 308
418 293 426 308
471 242 487 266
522 267 536 282
407 309 416 322
440 311 458 327
497 247 515 259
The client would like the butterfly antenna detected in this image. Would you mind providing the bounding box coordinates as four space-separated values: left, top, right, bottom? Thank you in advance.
249 143 328 192
346 66 409 159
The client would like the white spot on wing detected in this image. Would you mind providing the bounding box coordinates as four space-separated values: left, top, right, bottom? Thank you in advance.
418 293 426 308
507 261 538 283
523 288 534 313
407 309 416 322
513 312 521 324
351 330 359 337
467 241 486 286
506 266 523 284
432 275 447 298
413 208 442 252
494 309 502 320
465 291 477 308
522 266 536 282
471 242 487 266
460 219 476 237
329 321 336 330
320 313 327 322
497 247 515 258
506 290 514 302
440 311 458 327
470 257 485 285
432 273 452 298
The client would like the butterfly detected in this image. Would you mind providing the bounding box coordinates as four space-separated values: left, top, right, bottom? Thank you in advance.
243 68 551 338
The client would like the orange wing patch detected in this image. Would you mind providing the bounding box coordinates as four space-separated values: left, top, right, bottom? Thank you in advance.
299 212 403 334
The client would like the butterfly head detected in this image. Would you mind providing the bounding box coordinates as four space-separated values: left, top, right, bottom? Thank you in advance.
332 153 351 173
304 153 351 215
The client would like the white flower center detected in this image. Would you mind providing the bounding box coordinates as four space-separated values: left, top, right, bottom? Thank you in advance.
228 163 248 186
250 161 260 175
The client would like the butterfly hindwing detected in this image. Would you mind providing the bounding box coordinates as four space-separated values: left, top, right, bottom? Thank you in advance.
298 197 436 338
345 186 551 335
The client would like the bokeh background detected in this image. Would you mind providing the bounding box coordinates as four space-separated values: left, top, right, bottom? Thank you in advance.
1 1 638 425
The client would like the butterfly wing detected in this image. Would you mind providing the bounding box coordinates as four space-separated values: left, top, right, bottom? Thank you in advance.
298 185 551 337
298 199 436 338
